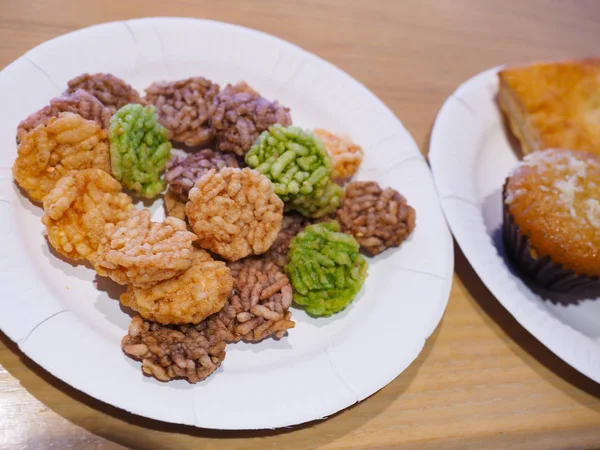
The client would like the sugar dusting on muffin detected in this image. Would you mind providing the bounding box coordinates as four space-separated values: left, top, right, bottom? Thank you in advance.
585 198 600 228
503 148 600 289
506 149 600 228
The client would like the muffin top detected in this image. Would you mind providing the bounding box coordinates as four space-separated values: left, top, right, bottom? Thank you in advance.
505 148 600 276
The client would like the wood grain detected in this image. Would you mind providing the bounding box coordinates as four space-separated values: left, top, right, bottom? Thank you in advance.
1 0 600 448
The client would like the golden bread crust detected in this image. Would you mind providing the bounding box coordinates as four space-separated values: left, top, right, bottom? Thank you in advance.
505 149 600 277
498 59 600 156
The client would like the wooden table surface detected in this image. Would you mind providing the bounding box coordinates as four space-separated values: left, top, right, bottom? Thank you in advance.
2 1 600 448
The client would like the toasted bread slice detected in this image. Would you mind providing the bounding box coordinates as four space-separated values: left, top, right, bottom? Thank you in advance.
498 59 600 155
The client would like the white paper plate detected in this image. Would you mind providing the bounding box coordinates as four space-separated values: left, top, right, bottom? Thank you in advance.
0 17 453 429
430 67 600 384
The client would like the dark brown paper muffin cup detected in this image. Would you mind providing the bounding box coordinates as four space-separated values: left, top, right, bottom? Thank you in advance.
502 183 600 293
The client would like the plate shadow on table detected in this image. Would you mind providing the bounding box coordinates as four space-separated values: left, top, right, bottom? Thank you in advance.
454 241 600 408
0 314 441 448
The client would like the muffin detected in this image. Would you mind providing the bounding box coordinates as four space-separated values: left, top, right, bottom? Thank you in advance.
503 148 600 292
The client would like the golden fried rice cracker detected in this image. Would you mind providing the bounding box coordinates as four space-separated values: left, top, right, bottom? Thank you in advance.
313 128 363 182
95 209 197 287
42 169 134 262
12 112 110 202
186 167 283 261
120 249 232 324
